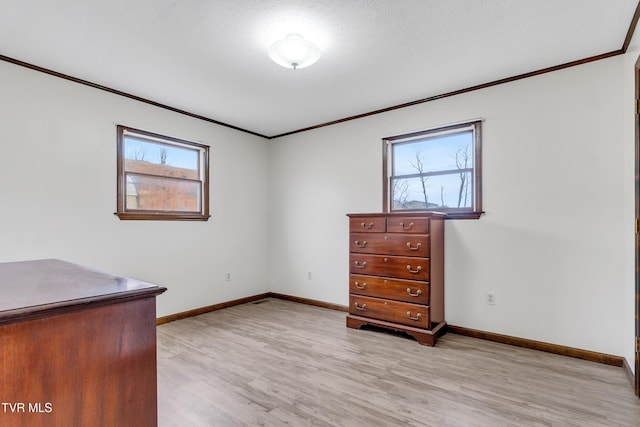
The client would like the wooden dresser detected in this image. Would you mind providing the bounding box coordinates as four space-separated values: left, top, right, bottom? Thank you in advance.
0 259 166 427
346 212 446 346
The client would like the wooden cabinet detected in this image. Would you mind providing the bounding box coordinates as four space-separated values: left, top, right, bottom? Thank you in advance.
0 259 166 427
346 212 446 346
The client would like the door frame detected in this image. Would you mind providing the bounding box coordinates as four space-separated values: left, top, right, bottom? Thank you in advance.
634 55 640 397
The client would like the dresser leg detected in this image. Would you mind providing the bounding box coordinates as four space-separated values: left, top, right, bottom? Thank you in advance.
406 330 435 346
408 321 447 346
346 315 367 329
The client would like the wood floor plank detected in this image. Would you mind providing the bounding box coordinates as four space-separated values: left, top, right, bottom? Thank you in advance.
157 298 640 426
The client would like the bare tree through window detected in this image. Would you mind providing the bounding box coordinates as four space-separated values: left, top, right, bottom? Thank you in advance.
454 145 470 208
408 150 429 209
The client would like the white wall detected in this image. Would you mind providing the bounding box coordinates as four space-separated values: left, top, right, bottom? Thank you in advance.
1 43 635 366
269 55 631 359
0 60 270 317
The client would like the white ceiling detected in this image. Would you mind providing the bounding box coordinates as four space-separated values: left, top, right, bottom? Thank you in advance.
0 0 637 138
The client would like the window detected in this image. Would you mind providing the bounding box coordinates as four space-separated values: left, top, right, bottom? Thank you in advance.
116 125 210 221
383 120 482 219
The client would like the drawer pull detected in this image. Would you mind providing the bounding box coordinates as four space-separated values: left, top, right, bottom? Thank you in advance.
400 222 414 230
407 288 422 297
407 265 422 274
406 242 421 251
360 222 374 230
354 261 367 269
407 311 421 321
355 302 367 311
355 240 367 248
354 281 367 289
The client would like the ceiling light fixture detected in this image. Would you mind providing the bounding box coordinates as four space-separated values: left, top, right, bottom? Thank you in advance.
268 33 321 70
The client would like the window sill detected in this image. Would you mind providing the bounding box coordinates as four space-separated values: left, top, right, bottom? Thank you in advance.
444 211 483 220
115 212 210 221
387 210 483 220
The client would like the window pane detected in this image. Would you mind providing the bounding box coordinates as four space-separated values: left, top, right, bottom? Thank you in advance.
117 125 210 221
124 137 199 179
392 172 472 210
392 131 473 177
125 173 201 212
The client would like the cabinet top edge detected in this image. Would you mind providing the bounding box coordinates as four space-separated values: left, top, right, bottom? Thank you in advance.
0 259 166 318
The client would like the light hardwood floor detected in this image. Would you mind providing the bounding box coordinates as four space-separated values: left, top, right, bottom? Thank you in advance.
157 298 640 426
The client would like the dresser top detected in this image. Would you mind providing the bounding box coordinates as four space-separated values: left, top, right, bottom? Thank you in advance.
0 259 166 323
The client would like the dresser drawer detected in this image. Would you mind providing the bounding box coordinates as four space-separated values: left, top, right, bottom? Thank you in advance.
349 216 386 233
349 295 429 329
386 217 430 234
349 254 429 281
350 274 429 304
349 233 429 257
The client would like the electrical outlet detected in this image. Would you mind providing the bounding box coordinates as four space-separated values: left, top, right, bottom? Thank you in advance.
486 292 496 305
307 272 312 280
226 273 231 282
